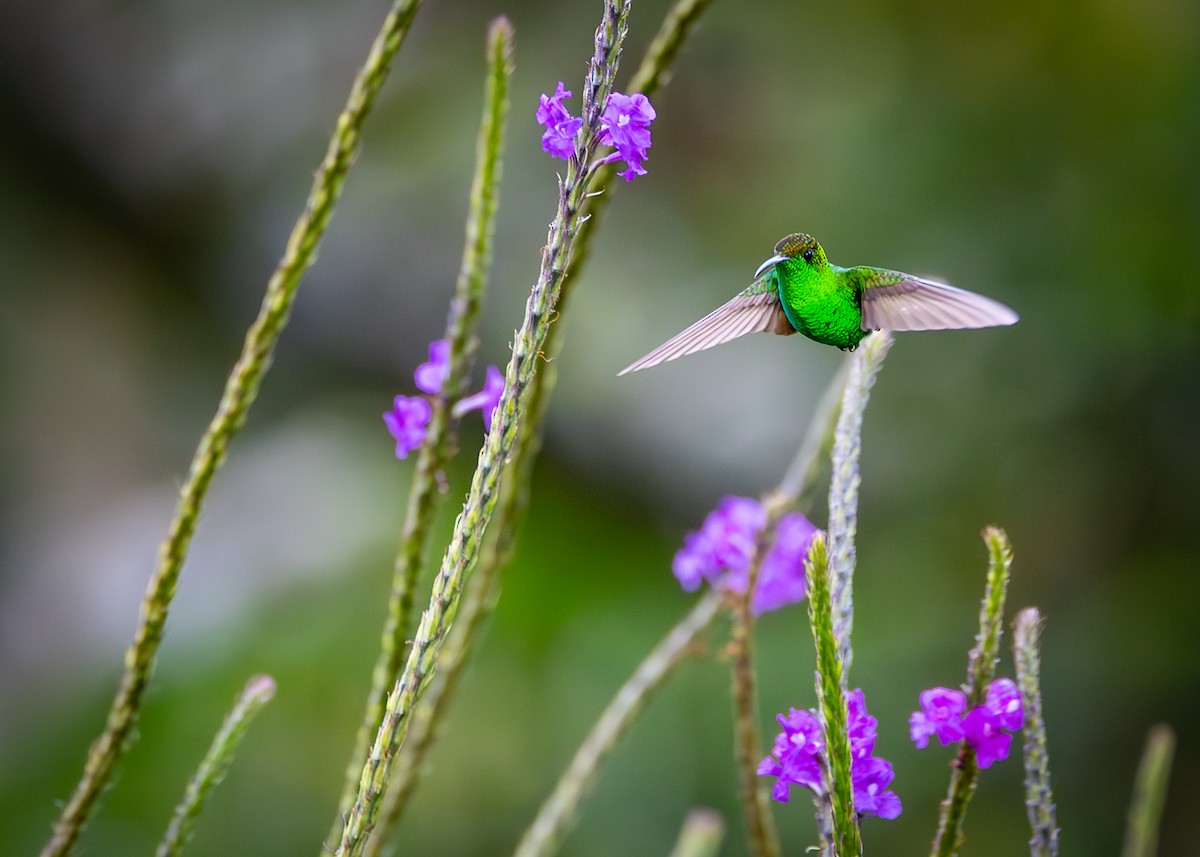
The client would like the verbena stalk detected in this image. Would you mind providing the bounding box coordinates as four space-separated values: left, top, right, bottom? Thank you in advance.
364 3 716 842
1121 725 1175 857
330 16 512 841
1013 607 1058 857
332 3 633 855
155 676 276 857
827 331 892 680
931 528 1013 857
806 535 861 857
40 3 423 854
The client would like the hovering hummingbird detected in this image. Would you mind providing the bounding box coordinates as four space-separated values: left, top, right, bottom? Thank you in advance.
618 233 1018 375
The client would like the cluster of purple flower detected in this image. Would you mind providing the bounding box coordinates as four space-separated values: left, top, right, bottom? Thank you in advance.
908 678 1024 768
536 82 656 181
672 496 818 615
382 339 505 459
758 689 902 820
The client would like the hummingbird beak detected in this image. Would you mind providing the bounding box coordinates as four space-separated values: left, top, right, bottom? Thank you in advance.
754 254 788 279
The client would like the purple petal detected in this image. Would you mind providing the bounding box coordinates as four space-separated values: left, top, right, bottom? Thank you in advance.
382 395 431 459
414 339 451 394
985 678 1024 732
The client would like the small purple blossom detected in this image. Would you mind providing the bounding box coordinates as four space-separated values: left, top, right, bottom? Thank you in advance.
536 84 655 180
961 705 1014 768
536 82 582 160
414 339 450 394
908 687 968 748
383 395 431 459
909 679 1024 768
985 677 1023 731
598 92 656 181
759 689 901 819
671 496 817 614
454 364 505 431
753 512 818 613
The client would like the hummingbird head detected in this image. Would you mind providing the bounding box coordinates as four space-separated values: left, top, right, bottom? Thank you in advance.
754 233 826 278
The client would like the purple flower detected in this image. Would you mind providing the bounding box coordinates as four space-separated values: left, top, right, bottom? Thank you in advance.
961 705 1014 768
414 339 450 394
383 395 431 459
984 677 1023 731
909 679 1023 768
852 756 903 820
671 497 817 614
598 92 656 181
453 364 505 431
759 690 901 820
536 82 582 160
536 85 656 180
908 687 968 748
753 512 817 613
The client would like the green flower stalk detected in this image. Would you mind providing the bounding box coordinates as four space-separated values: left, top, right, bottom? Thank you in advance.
332 4 635 855
156 676 277 857
806 534 862 857
931 527 1014 857
40 3 423 855
827 331 892 680
1013 607 1059 857
1121 724 1175 857
357 2 717 847
331 15 512 840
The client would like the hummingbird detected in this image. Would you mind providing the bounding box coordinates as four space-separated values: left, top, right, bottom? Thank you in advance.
618 233 1018 375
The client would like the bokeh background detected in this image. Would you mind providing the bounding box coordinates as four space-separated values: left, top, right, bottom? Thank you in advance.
1 0 1197 854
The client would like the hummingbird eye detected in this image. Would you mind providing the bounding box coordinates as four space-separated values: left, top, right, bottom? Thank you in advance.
802 248 815 264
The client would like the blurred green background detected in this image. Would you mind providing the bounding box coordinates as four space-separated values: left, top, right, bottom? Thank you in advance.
1 0 1197 854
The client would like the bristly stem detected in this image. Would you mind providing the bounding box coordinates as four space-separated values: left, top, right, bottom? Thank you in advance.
827 331 893 682
931 527 1014 857
806 534 862 857
729 532 780 857
330 16 512 844
667 808 726 857
40 3 424 855
333 4 633 855
512 590 725 857
1121 725 1175 857
360 2 717 848
156 676 276 857
1013 607 1059 857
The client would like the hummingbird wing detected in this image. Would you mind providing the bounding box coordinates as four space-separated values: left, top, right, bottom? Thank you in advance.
618 278 795 375
855 268 1019 332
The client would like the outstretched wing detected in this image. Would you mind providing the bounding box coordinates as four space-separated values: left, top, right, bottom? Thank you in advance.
856 268 1019 332
618 280 795 376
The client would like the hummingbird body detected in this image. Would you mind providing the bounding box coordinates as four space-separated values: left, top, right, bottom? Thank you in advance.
618 232 1018 375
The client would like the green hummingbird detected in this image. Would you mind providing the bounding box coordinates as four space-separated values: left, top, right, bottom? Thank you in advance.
618 232 1018 375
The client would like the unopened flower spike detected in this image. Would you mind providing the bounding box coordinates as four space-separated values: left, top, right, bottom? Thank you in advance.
536 82 656 181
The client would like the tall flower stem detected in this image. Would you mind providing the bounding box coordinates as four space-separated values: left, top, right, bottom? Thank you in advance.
668 809 726 857
156 676 277 857
805 534 861 857
40 3 423 855
333 4 634 855
358 0 717 847
1013 607 1058 857
329 16 512 842
513 590 725 857
1121 725 1175 857
931 527 1013 857
827 331 893 680
729 553 780 857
